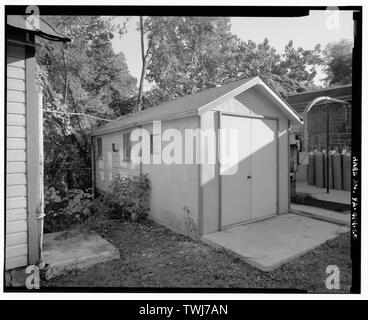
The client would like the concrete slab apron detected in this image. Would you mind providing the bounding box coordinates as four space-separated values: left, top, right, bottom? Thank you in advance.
201 214 349 272
42 230 120 280
290 203 350 226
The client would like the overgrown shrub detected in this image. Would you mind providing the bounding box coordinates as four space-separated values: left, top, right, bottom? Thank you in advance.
44 186 94 233
105 174 151 221
43 174 151 233
80 198 117 235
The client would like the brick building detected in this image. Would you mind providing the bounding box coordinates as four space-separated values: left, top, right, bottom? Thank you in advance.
287 85 352 151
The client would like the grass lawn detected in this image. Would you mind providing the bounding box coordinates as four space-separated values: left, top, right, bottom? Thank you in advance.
42 219 351 293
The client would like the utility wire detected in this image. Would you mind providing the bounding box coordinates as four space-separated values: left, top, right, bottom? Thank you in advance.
44 109 115 122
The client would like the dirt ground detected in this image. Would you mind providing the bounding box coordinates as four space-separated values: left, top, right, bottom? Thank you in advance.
42 219 352 293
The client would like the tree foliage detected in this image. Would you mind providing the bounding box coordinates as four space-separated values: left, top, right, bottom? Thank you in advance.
37 16 137 189
323 39 353 86
38 15 327 190
138 16 324 105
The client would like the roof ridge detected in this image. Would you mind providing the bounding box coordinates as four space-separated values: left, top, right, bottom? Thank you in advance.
112 76 255 123
287 84 352 97
91 75 303 136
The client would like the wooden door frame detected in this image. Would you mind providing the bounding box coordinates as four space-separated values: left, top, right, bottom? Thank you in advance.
217 111 280 231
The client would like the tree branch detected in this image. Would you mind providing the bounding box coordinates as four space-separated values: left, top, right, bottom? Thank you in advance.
137 16 149 113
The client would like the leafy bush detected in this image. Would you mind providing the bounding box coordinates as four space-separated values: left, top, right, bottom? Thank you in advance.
63 188 93 219
79 198 118 235
43 174 151 233
105 174 151 221
44 186 94 233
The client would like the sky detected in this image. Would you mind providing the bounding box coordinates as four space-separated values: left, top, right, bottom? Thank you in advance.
110 10 354 90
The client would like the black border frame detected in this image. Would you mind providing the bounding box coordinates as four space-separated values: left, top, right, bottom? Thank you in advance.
3 5 362 294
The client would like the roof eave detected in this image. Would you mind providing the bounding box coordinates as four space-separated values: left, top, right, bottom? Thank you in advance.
90 109 199 137
198 76 303 125
255 78 304 125
7 15 71 42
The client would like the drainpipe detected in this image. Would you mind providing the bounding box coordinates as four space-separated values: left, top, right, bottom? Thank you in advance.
303 96 349 194
38 90 46 263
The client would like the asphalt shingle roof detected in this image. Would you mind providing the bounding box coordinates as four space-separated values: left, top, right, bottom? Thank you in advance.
92 77 256 135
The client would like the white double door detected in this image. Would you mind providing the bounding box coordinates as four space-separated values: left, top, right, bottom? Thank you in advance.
220 114 277 228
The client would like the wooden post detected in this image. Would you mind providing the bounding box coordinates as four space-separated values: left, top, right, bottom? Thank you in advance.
26 33 41 265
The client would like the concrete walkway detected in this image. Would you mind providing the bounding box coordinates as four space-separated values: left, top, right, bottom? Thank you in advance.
42 230 120 280
296 181 350 205
201 214 348 272
291 203 350 226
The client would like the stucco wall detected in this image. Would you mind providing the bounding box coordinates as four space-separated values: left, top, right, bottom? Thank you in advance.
93 116 199 239
93 129 140 192
142 116 199 238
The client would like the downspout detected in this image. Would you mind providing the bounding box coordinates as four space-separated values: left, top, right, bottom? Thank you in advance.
37 91 46 264
91 136 96 198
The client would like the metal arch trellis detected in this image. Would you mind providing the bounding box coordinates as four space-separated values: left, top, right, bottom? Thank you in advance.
302 96 350 194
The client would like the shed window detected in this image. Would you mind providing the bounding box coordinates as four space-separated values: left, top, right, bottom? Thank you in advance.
97 138 103 158
123 133 131 161
112 143 118 152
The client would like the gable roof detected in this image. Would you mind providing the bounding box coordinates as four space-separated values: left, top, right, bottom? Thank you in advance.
7 15 71 42
287 84 352 109
91 76 302 136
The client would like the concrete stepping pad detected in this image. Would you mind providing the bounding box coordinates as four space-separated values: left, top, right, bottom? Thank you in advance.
290 204 350 226
42 230 120 280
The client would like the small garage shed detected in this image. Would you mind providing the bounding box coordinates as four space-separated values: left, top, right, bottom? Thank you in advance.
91 76 302 238
6 15 70 270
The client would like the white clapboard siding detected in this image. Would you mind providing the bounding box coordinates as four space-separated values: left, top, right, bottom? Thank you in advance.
7 102 25 114
7 162 26 174
6 208 27 222
7 56 25 68
7 138 26 150
6 197 27 210
7 150 26 161
6 256 28 270
8 78 25 91
7 173 26 186
7 66 25 80
7 220 27 234
7 90 25 103
6 244 28 259
6 42 28 270
7 114 26 126
6 232 27 247
7 126 26 138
